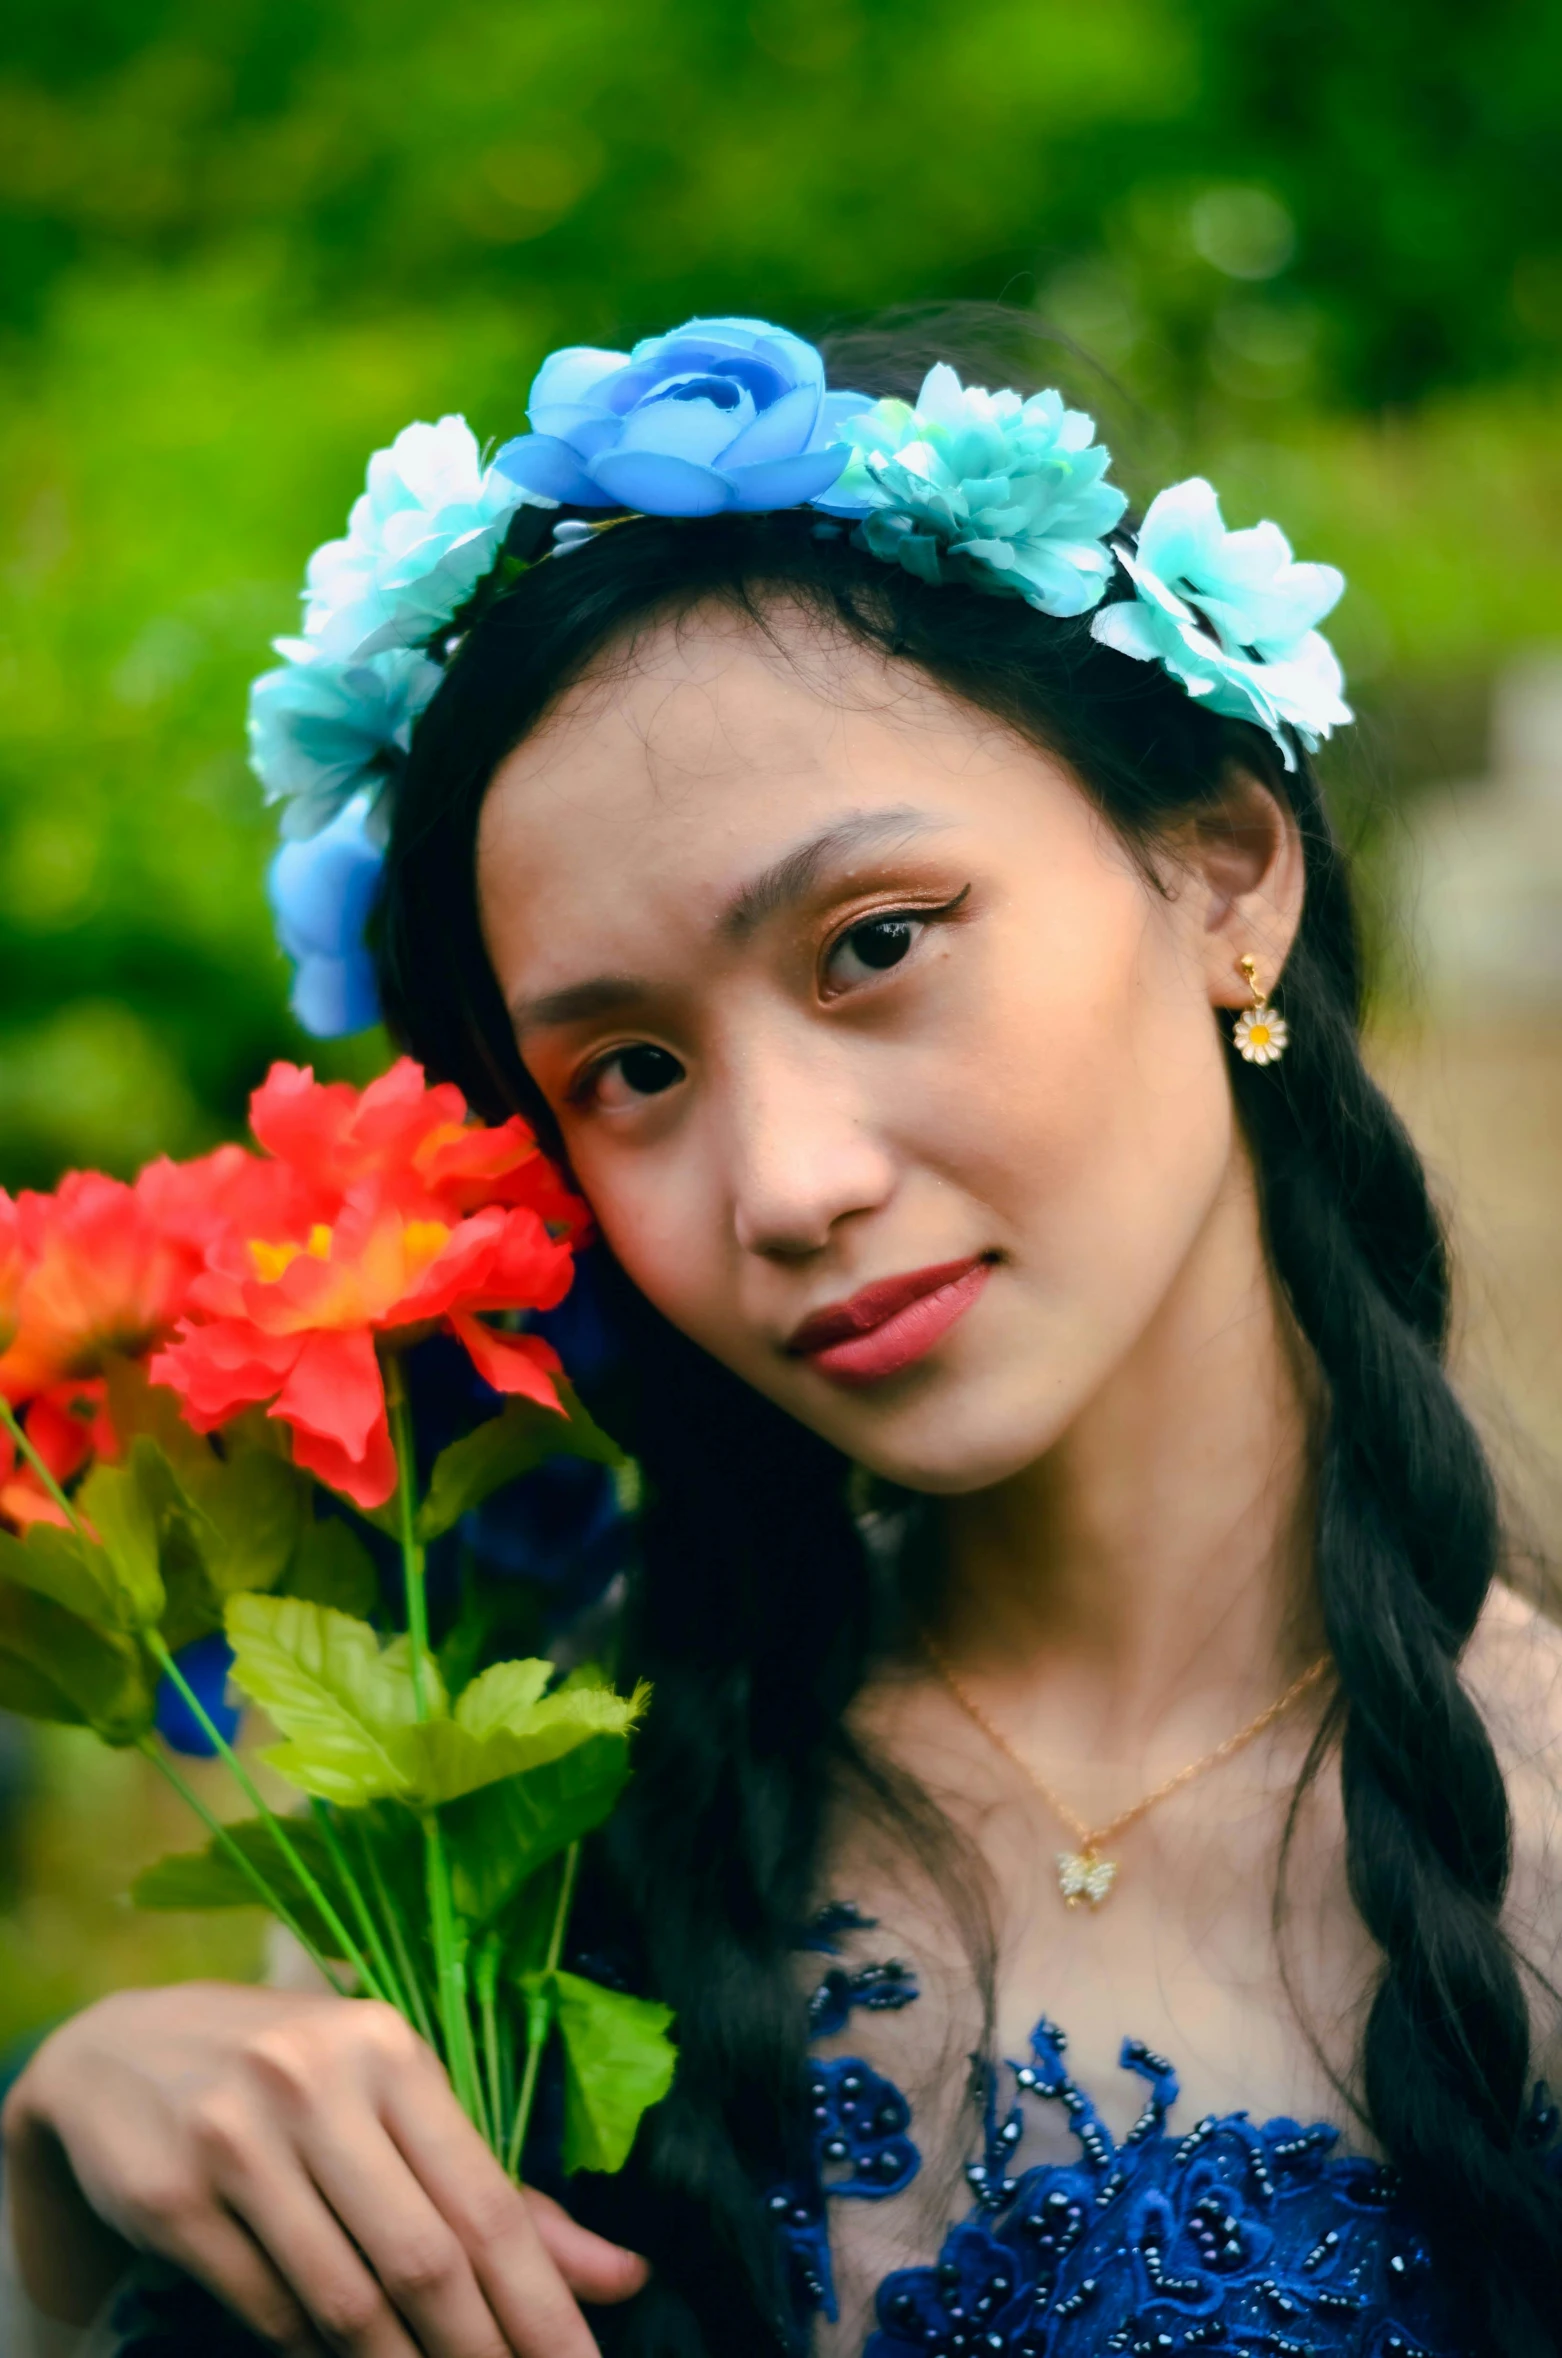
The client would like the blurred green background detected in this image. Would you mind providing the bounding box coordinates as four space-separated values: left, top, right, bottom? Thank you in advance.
1 0 1559 2039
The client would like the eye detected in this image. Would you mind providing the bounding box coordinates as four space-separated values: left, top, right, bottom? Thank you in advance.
580 1042 685 1112
826 911 923 989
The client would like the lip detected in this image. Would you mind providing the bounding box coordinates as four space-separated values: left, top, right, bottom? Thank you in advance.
786 1254 993 1387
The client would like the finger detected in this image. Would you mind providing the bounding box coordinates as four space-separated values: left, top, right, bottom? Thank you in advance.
384 2080 603 2358
525 2187 650 2305
207 2130 422 2358
134 2203 328 2358
304 2116 521 2358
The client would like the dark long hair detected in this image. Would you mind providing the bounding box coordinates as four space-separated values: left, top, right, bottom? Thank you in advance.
378 318 1562 2354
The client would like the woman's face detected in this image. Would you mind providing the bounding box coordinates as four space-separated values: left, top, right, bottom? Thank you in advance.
478 604 1291 1494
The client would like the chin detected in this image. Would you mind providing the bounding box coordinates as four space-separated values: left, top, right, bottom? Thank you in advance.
832 1388 1070 1497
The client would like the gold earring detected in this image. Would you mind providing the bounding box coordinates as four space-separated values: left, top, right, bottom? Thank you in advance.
1233 954 1289 1065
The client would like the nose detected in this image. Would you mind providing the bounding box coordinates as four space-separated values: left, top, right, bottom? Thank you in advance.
723 1035 896 1260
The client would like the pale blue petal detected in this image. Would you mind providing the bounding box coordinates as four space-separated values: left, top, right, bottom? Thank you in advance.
721 382 823 467
723 445 853 511
614 393 747 466
491 434 605 505
268 796 384 958
588 449 734 515
813 387 875 447
1089 602 1165 664
528 346 630 431
290 950 382 1038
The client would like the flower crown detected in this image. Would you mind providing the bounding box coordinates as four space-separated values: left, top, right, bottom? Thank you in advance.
251 315 1351 1036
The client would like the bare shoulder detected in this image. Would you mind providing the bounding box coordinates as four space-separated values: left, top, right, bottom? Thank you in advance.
1463 1579 1562 1763
1463 1582 1562 2013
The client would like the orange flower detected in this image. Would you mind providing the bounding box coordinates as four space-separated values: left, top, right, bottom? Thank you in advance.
0 1192 21 1359
149 1063 580 1511
0 1381 115 1533
0 1148 296 1405
248 1058 587 1231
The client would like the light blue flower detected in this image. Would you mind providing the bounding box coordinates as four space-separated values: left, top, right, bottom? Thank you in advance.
492 317 867 517
1090 477 1351 768
811 364 1128 618
268 791 385 1037
248 640 443 842
302 415 544 661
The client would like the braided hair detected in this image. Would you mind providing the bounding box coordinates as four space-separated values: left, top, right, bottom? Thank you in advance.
377 317 1562 2355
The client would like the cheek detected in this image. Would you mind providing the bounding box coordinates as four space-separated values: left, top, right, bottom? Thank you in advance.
569 1140 732 1349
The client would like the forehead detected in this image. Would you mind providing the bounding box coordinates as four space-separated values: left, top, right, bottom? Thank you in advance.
478 602 1063 926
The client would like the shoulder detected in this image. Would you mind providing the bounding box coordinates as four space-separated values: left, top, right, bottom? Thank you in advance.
1463 1579 1562 1773
1463 1582 1562 2041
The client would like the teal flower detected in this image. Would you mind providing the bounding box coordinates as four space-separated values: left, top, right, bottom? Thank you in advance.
302 415 545 661
1090 477 1351 768
813 364 1128 618
247 640 442 841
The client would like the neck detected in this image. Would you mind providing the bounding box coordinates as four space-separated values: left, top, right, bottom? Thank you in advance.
936 1148 1320 1755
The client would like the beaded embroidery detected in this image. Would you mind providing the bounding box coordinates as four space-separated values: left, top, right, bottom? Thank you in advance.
772 1911 1484 2357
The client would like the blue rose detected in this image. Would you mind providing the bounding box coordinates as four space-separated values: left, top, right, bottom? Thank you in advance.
492 316 868 518
268 790 385 1037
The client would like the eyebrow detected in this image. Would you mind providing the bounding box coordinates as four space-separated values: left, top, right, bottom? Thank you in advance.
719 806 947 943
510 973 655 1037
509 805 948 1037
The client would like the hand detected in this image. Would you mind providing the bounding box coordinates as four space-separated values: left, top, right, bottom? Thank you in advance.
3 1982 648 2356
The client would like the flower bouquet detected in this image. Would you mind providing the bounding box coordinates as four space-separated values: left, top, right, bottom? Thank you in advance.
0 1057 674 2185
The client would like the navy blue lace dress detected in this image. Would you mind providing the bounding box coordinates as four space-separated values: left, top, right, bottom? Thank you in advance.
762 1905 1556 2358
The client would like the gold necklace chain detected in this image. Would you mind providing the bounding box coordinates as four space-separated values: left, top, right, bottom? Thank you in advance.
923 1634 1330 1911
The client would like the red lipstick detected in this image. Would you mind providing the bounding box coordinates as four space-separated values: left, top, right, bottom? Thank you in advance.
786 1255 992 1387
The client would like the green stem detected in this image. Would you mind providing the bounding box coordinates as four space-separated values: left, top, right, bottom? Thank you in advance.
309 1798 409 2019
0 1397 85 1532
505 1840 580 2180
136 1737 348 1996
386 1354 483 2127
147 1632 387 2003
475 1933 505 2150
356 1813 436 2047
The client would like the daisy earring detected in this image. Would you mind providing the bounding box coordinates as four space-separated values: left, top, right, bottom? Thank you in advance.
1233 954 1289 1066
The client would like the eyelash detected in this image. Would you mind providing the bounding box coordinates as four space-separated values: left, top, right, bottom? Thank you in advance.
567 883 972 1113
819 884 971 997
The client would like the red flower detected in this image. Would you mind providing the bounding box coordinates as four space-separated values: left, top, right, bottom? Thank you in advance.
0 1192 21 1360
248 1059 586 1231
150 1063 581 1511
0 1382 115 1533
0 1148 294 1406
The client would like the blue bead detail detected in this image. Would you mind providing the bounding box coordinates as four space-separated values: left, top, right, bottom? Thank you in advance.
769 1913 1543 2356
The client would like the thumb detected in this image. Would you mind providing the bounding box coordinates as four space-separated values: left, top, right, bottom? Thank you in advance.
524 2187 650 2305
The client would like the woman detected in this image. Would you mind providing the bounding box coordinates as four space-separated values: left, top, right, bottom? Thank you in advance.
4 311 1560 2357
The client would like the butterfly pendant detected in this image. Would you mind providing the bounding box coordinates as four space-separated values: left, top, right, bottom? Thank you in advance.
1056 1849 1117 1909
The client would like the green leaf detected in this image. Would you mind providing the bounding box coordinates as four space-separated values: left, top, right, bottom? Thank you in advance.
79 1452 166 1629
444 1730 631 1924
405 1672 646 1807
225 1595 438 1806
0 1523 121 1629
523 1969 677 2176
280 1517 379 1617
132 1829 285 1913
417 1386 623 1544
0 1583 154 1743
133 1807 423 1958
183 1442 306 1599
101 1354 211 1479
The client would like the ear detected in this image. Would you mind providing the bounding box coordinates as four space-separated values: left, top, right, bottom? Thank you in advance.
1180 766 1306 1009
